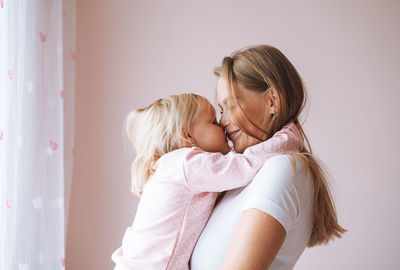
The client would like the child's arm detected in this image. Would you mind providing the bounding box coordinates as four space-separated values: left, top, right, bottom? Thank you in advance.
183 122 303 193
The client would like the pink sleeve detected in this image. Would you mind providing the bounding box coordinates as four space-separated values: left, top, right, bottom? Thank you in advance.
182 122 303 193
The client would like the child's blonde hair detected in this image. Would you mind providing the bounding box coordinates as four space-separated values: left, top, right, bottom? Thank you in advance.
124 93 215 196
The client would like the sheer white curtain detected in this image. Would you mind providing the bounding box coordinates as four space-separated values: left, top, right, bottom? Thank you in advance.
0 0 75 269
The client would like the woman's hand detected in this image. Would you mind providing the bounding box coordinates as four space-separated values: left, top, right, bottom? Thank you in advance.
219 208 286 270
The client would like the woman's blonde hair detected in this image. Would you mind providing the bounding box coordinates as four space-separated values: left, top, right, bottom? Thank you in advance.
215 44 346 247
124 93 214 196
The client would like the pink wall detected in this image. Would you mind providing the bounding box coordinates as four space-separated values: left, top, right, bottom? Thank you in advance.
66 0 400 269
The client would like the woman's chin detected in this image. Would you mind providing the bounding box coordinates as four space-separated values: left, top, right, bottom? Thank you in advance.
232 144 245 154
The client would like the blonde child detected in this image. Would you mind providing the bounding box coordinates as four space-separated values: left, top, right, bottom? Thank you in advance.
111 93 303 270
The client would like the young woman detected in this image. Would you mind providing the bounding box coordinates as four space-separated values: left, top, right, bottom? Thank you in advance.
190 45 346 270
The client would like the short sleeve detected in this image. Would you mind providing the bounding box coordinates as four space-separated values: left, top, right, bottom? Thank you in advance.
241 155 303 232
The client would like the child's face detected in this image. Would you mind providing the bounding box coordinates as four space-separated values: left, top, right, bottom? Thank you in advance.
191 108 231 154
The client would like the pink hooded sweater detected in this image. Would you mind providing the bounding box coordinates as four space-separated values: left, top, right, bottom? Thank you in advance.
112 122 304 270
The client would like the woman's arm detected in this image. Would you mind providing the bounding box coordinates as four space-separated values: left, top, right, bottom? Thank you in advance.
219 154 304 269
219 209 286 270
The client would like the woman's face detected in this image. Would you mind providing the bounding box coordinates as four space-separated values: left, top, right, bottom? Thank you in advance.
217 77 274 153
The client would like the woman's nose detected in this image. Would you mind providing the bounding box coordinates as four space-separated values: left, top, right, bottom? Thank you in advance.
219 113 229 128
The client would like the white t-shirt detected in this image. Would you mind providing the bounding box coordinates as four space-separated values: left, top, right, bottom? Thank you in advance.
190 154 314 270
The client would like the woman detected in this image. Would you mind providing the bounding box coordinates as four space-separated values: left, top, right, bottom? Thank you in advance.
190 45 346 270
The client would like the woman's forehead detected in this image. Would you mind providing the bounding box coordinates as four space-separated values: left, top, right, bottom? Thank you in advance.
217 80 234 105
216 77 245 104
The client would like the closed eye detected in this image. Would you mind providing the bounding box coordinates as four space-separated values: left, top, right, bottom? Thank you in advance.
218 104 224 115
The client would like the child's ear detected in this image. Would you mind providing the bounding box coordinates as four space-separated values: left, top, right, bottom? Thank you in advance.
180 130 195 146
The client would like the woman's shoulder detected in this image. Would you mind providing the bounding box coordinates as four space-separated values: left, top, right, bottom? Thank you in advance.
242 154 313 230
251 154 309 188
265 153 306 172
